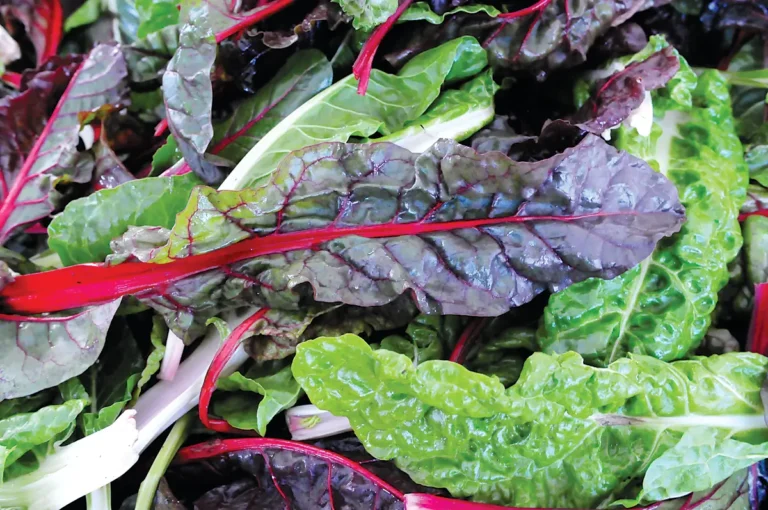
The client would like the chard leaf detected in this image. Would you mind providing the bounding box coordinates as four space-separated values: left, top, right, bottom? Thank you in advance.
171 438 406 509
135 315 167 397
3 137 685 344
538 48 748 365
136 0 178 38
159 50 333 175
0 0 62 66
213 363 301 436
0 300 121 400
465 324 538 386
0 398 87 482
125 24 180 84
633 428 768 504
0 45 128 245
483 0 655 74
79 321 144 435
293 335 768 508
222 36 488 190
400 2 500 23
379 314 464 364
47 173 200 266
332 0 397 30
162 4 219 184
134 137 683 341
744 216 768 287
373 69 498 153
64 0 102 32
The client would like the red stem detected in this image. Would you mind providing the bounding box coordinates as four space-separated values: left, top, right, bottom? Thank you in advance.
23 223 47 235
154 119 168 138
352 0 415 95
749 283 768 355
1 72 21 89
176 437 406 500
198 308 269 433
0 210 629 315
42 0 63 65
739 209 768 222
483 0 553 48
448 318 489 365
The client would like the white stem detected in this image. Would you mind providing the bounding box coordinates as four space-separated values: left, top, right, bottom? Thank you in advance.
286 404 353 440
0 24 20 66
158 332 185 381
85 484 111 510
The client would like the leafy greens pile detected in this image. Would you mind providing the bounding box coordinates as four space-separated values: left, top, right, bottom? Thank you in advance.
0 0 767 509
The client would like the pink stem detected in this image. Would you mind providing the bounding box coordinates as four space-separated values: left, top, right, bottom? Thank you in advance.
352 0 415 95
1 72 21 89
749 283 768 355
449 318 489 365
198 308 269 433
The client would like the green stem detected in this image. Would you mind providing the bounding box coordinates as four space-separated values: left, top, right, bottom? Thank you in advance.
134 413 193 510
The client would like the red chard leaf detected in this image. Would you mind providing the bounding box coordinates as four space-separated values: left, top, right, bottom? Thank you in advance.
0 44 128 245
0 0 63 66
0 299 120 400
0 138 684 343
173 438 406 510
571 47 680 135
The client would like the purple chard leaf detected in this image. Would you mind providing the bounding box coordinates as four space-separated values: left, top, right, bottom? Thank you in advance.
0 299 121 399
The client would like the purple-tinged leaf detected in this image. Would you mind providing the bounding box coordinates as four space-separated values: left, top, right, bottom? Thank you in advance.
0 137 685 345
571 47 680 135
162 4 220 184
173 438 406 510
0 0 63 66
0 44 128 245
0 299 120 400
92 134 135 191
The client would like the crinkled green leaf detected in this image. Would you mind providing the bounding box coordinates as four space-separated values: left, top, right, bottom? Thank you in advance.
0 392 55 421
331 0 396 30
0 398 87 482
538 49 747 365
378 314 463 364
158 50 333 175
744 215 768 286
214 363 301 436
125 24 179 84
222 36 488 190
293 335 768 508
162 3 219 183
400 2 500 24
130 137 683 341
0 300 121 400
48 174 200 266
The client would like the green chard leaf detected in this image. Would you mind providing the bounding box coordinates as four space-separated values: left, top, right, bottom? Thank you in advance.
48 174 201 266
0 300 121 400
399 2 500 24
293 335 768 508
332 0 397 30
64 0 102 32
135 315 167 398
378 314 464 364
0 397 87 482
213 362 301 436
78 321 145 435
744 215 768 287
222 36 488 190
371 69 498 153
538 44 748 365
465 323 539 387
136 0 178 38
